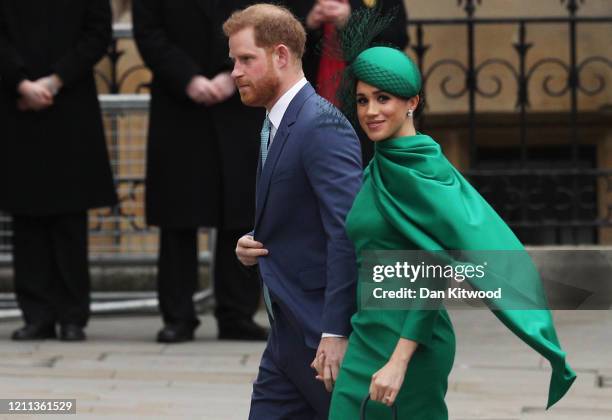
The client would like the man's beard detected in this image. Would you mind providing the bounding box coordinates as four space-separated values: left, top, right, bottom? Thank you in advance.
239 63 281 107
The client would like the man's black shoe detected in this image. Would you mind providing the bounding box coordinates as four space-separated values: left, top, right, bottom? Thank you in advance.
59 324 86 341
218 320 269 341
11 324 56 341
156 325 195 343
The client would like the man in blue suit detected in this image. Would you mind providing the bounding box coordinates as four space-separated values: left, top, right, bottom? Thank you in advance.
224 4 362 419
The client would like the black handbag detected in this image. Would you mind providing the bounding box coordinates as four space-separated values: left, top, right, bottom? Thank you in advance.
360 395 398 420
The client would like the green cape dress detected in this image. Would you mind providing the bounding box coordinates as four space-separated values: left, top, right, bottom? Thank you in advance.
329 134 576 419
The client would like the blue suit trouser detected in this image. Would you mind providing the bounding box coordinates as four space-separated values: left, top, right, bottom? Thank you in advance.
249 304 330 420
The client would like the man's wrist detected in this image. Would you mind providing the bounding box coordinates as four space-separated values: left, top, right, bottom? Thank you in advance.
185 75 200 95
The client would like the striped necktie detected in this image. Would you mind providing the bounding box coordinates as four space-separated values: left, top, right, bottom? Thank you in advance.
259 115 274 320
260 115 271 166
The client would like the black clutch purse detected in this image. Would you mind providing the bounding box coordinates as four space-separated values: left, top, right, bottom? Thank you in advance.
360 395 398 420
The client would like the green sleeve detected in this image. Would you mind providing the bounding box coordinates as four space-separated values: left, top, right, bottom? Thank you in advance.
400 310 439 347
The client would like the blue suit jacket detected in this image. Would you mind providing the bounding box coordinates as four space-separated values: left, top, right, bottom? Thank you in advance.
254 83 362 348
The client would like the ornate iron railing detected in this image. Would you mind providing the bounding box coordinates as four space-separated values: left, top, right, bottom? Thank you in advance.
408 0 612 243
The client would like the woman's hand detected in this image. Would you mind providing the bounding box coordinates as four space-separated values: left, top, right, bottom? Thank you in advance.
369 338 418 406
305 3 325 30
306 0 351 30
319 0 351 28
369 357 408 407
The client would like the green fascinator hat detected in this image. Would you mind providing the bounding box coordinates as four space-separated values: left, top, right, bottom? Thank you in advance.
334 7 422 123
352 46 421 99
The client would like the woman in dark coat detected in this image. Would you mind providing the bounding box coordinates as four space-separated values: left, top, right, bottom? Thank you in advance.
0 0 117 340
132 0 267 343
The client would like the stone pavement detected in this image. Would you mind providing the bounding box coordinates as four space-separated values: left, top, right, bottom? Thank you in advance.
0 310 610 420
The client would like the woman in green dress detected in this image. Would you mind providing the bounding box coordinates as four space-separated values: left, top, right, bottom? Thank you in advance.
325 45 576 419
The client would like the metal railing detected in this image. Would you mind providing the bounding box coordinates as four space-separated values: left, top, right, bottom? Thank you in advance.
409 0 612 244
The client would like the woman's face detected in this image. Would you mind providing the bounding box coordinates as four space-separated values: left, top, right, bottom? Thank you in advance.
356 81 415 142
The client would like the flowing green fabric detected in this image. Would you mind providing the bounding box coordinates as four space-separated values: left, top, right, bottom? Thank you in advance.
329 134 576 419
372 134 576 407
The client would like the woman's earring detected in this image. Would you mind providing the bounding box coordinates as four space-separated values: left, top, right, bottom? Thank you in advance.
407 109 414 118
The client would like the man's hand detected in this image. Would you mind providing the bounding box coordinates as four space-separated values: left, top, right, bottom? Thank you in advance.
235 234 268 266
186 75 223 105
311 336 348 392
17 80 53 111
210 72 236 103
35 74 63 96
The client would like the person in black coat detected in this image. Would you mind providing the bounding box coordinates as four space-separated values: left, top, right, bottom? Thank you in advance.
132 0 267 343
0 0 117 341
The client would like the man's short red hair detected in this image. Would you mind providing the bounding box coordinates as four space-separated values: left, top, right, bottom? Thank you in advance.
223 3 306 60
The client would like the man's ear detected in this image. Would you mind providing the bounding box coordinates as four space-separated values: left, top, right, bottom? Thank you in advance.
274 44 291 69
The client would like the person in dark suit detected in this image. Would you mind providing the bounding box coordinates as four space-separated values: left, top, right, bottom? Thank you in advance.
0 0 117 341
132 0 267 343
225 4 362 418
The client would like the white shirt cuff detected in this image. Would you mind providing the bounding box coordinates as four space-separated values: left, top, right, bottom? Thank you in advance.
321 332 345 338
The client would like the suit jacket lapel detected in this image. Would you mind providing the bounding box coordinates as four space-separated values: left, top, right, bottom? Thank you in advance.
254 83 316 230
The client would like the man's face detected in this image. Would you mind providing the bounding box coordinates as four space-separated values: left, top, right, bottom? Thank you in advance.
229 27 280 108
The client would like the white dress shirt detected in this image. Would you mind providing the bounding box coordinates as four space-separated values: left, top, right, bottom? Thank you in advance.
266 77 307 145
265 77 344 340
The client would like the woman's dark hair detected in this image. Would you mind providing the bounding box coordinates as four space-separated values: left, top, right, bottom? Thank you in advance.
413 89 426 119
